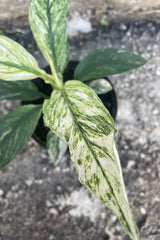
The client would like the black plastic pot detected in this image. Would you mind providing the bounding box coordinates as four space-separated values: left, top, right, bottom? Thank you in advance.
24 61 117 146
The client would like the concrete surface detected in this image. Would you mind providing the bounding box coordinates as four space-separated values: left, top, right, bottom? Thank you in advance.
0 0 160 19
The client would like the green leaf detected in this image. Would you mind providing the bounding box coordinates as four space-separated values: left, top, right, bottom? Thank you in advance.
0 80 46 101
86 78 113 95
46 131 67 165
74 48 147 81
0 105 42 168
43 81 139 240
29 0 69 75
0 35 45 81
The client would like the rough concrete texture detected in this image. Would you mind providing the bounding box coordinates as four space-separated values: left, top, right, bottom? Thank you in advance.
0 0 160 19
69 0 160 11
0 12 160 240
0 0 29 19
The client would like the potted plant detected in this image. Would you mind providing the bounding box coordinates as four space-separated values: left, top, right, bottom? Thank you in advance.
23 61 118 147
0 0 146 239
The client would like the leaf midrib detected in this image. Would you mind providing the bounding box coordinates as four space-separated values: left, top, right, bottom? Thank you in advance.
46 0 56 71
0 61 41 76
62 88 132 236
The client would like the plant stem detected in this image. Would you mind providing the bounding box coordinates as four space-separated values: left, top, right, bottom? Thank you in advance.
39 69 63 90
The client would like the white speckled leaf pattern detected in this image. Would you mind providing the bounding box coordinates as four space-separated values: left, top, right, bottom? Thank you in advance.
29 0 69 74
0 35 44 81
46 130 67 165
86 78 113 95
43 80 139 240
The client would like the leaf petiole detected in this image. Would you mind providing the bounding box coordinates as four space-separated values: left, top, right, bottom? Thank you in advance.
40 69 63 90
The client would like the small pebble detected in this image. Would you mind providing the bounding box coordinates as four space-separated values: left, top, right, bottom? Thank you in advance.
137 178 144 185
126 30 131 36
42 167 47 172
140 207 147 215
62 168 70 173
55 166 60 172
153 196 160 202
139 136 147 145
49 235 54 240
127 160 136 169
35 180 43 184
57 185 62 192
25 179 33 186
0 189 4 197
119 23 127 31
46 200 52 208
100 212 107 219
11 184 19 192
140 153 146 159
152 108 159 115
140 192 145 197
110 215 117 223
49 208 58 216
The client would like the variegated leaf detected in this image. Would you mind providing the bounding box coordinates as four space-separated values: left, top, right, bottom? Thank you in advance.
46 131 67 165
43 81 139 240
74 48 147 82
0 105 42 168
29 0 69 75
0 80 46 101
86 78 113 95
0 35 45 81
